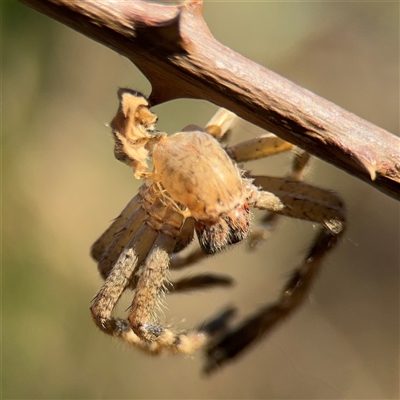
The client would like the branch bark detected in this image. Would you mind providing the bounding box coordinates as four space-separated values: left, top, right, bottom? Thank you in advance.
19 0 400 200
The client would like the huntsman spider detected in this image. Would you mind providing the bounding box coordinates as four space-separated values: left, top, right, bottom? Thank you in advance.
90 89 345 374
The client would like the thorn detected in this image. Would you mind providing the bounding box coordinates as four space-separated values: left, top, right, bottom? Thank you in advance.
357 155 377 181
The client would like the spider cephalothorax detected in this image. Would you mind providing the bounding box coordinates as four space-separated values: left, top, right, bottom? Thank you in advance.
90 89 345 374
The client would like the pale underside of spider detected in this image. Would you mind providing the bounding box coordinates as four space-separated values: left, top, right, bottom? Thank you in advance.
90 89 345 374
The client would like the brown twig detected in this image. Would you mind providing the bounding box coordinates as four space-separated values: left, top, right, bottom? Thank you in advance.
19 0 400 200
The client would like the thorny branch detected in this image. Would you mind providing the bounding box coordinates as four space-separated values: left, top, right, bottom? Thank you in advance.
19 0 400 200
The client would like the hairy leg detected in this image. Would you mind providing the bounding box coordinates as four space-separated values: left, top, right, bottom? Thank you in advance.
204 178 345 373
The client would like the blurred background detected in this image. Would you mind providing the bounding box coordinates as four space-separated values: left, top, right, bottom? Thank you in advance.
3 1 399 399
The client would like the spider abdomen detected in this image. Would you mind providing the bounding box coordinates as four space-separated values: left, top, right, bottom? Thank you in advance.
152 131 245 222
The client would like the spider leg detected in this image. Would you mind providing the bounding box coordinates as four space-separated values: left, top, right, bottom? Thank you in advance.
129 231 232 329
90 224 158 336
96 203 148 280
92 194 216 354
204 108 236 141
289 148 312 181
91 194 141 263
204 177 345 374
248 148 312 248
167 274 233 294
127 232 176 341
172 216 194 253
252 176 344 226
199 307 237 337
170 247 205 270
228 134 293 163
121 232 214 355
93 179 193 282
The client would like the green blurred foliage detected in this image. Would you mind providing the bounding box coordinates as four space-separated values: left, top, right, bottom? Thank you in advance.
3 1 399 399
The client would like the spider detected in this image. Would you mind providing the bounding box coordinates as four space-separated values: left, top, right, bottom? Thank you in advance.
90 88 345 374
